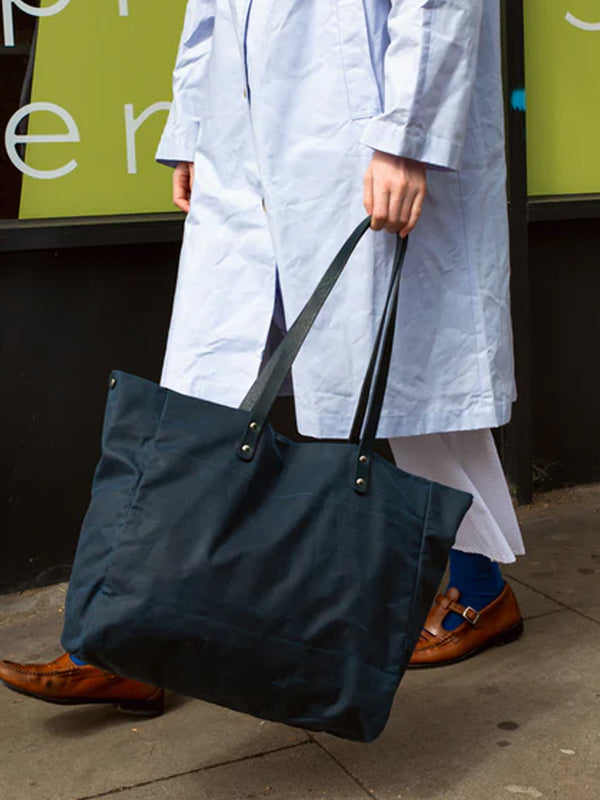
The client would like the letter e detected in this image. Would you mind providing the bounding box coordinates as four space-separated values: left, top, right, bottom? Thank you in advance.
5 102 80 180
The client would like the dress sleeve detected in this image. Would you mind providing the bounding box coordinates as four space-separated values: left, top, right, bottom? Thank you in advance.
156 0 216 167
359 0 485 170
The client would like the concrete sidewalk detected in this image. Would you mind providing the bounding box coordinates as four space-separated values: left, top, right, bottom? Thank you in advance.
1 485 598 800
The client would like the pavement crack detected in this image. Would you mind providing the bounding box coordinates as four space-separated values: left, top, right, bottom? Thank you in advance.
71 739 312 800
505 573 600 627
522 608 568 622
308 733 381 800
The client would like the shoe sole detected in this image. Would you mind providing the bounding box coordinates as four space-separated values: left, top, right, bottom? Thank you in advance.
407 617 525 670
0 679 164 716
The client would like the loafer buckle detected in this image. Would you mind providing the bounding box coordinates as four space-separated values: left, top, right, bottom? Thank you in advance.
462 606 481 625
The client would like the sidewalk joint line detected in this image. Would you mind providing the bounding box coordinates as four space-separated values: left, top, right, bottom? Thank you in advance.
505 573 600 627
523 608 569 622
309 733 382 800
71 739 312 800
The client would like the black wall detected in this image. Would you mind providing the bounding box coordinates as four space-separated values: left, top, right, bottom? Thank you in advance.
529 219 600 489
1 242 178 593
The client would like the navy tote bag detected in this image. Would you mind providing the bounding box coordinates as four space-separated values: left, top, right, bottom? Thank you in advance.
62 219 472 743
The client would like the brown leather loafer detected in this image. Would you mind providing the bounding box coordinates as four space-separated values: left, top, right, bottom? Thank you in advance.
409 582 524 668
0 653 164 715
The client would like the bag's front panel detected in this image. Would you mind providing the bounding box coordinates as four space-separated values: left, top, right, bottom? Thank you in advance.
69 379 471 741
62 373 167 654
404 480 474 652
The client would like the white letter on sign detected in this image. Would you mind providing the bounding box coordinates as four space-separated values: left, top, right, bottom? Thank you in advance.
5 102 80 180
2 0 71 47
124 102 171 174
565 12 600 31
119 0 128 16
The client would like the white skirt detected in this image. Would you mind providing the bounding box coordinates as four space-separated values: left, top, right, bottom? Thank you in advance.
389 430 525 564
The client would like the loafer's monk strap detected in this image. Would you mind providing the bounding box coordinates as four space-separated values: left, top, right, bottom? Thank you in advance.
409 582 524 668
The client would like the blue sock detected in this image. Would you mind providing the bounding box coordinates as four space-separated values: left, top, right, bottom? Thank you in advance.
443 550 505 631
70 655 88 666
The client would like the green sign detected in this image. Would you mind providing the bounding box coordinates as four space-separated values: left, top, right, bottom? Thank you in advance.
524 1 600 196
8 1 599 214
4 0 186 219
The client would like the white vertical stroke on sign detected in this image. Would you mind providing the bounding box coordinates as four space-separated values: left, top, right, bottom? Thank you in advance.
125 102 171 174
119 0 129 16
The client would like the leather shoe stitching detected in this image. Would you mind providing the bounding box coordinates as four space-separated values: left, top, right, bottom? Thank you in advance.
2 665 105 678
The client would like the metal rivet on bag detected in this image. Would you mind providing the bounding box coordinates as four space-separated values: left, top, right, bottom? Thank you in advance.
241 444 251 454
356 478 366 488
359 455 368 464
249 422 259 431
109 376 117 390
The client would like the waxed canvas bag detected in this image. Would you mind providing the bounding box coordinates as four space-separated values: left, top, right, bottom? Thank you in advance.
62 219 472 742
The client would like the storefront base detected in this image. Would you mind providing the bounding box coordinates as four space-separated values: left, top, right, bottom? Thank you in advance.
1 242 178 593
530 218 600 490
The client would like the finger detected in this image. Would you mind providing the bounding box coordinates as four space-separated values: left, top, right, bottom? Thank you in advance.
386 189 403 234
396 189 415 235
371 180 390 232
400 188 425 238
189 163 196 195
172 171 184 209
363 167 374 217
173 170 190 213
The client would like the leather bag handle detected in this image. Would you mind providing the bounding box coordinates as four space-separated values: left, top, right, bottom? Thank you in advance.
238 218 408 494
348 235 406 444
